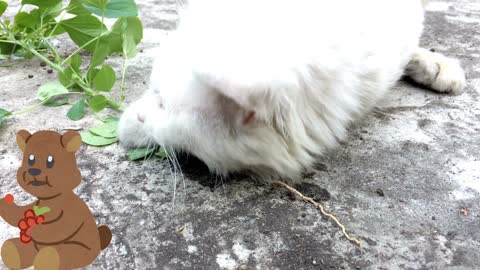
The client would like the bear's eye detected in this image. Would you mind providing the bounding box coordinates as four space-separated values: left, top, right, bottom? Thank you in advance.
46 156 55 169
28 154 35 166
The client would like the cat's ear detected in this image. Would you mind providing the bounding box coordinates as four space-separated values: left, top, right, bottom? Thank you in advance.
61 131 82 152
195 71 267 110
16 130 32 152
194 70 286 124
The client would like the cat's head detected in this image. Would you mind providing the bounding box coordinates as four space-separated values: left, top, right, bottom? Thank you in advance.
117 60 316 179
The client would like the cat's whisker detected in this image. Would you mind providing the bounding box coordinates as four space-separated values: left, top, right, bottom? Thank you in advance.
220 174 226 196
168 146 185 199
162 145 178 208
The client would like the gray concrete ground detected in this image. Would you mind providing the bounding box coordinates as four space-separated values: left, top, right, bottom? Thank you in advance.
1 0 480 269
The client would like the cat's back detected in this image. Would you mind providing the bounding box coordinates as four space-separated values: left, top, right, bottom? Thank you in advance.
175 0 423 58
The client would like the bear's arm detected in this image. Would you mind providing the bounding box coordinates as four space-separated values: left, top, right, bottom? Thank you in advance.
0 199 37 227
29 203 88 244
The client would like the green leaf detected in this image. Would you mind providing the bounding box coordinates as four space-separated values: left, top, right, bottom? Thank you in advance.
93 65 116 91
42 1 64 17
127 148 156 161
88 16 143 68
60 15 107 52
0 1 7 17
89 120 118 138
59 68 74 87
89 95 107 112
155 148 169 159
22 0 62 8
105 116 120 122
82 0 109 9
14 12 38 29
0 108 12 127
81 131 118 146
89 38 109 68
36 82 69 102
66 0 92 16
110 17 143 58
87 67 100 83
47 24 66 36
33 205 50 215
67 99 86 121
69 54 82 72
83 0 138 18
0 42 16 55
44 98 70 107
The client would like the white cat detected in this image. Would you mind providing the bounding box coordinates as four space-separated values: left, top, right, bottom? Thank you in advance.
118 0 465 179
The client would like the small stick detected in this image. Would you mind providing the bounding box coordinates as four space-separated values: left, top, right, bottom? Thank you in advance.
272 180 362 247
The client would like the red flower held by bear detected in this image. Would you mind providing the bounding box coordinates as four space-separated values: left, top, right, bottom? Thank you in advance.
18 209 47 244
5 194 49 244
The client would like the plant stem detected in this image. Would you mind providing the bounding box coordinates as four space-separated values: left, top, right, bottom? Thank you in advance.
107 99 123 111
22 43 62 72
60 34 105 66
11 92 84 116
120 56 128 101
44 39 61 64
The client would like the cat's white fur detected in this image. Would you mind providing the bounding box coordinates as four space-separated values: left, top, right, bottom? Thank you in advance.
118 0 466 179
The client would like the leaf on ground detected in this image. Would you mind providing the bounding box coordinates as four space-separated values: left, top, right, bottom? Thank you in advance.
83 0 138 18
127 147 156 161
60 15 107 52
0 1 7 17
155 148 169 159
105 116 120 123
81 131 118 146
0 108 12 127
36 82 69 102
89 120 118 138
44 98 70 107
67 99 86 121
89 95 108 112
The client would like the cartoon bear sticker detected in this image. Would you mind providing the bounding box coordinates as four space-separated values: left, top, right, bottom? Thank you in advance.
0 130 112 269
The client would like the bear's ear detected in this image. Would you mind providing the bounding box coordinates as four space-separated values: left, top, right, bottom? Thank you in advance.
61 131 82 152
16 130 32 152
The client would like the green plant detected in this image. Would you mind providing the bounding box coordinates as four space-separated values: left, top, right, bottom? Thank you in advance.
0 0 143 146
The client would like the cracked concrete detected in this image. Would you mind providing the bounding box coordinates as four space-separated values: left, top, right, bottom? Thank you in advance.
1 0 479 269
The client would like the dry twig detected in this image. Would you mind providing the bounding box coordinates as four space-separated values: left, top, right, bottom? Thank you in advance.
272 180 362 247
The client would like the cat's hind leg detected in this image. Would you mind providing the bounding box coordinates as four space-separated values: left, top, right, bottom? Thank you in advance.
404 47 466 95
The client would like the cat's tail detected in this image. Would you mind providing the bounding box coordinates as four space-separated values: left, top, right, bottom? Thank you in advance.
98 225 112 250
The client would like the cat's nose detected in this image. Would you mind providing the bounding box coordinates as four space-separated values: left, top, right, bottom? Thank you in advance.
137 113 145 123
28 168 42 176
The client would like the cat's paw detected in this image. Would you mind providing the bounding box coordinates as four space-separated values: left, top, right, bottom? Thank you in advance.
406 48 466 95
